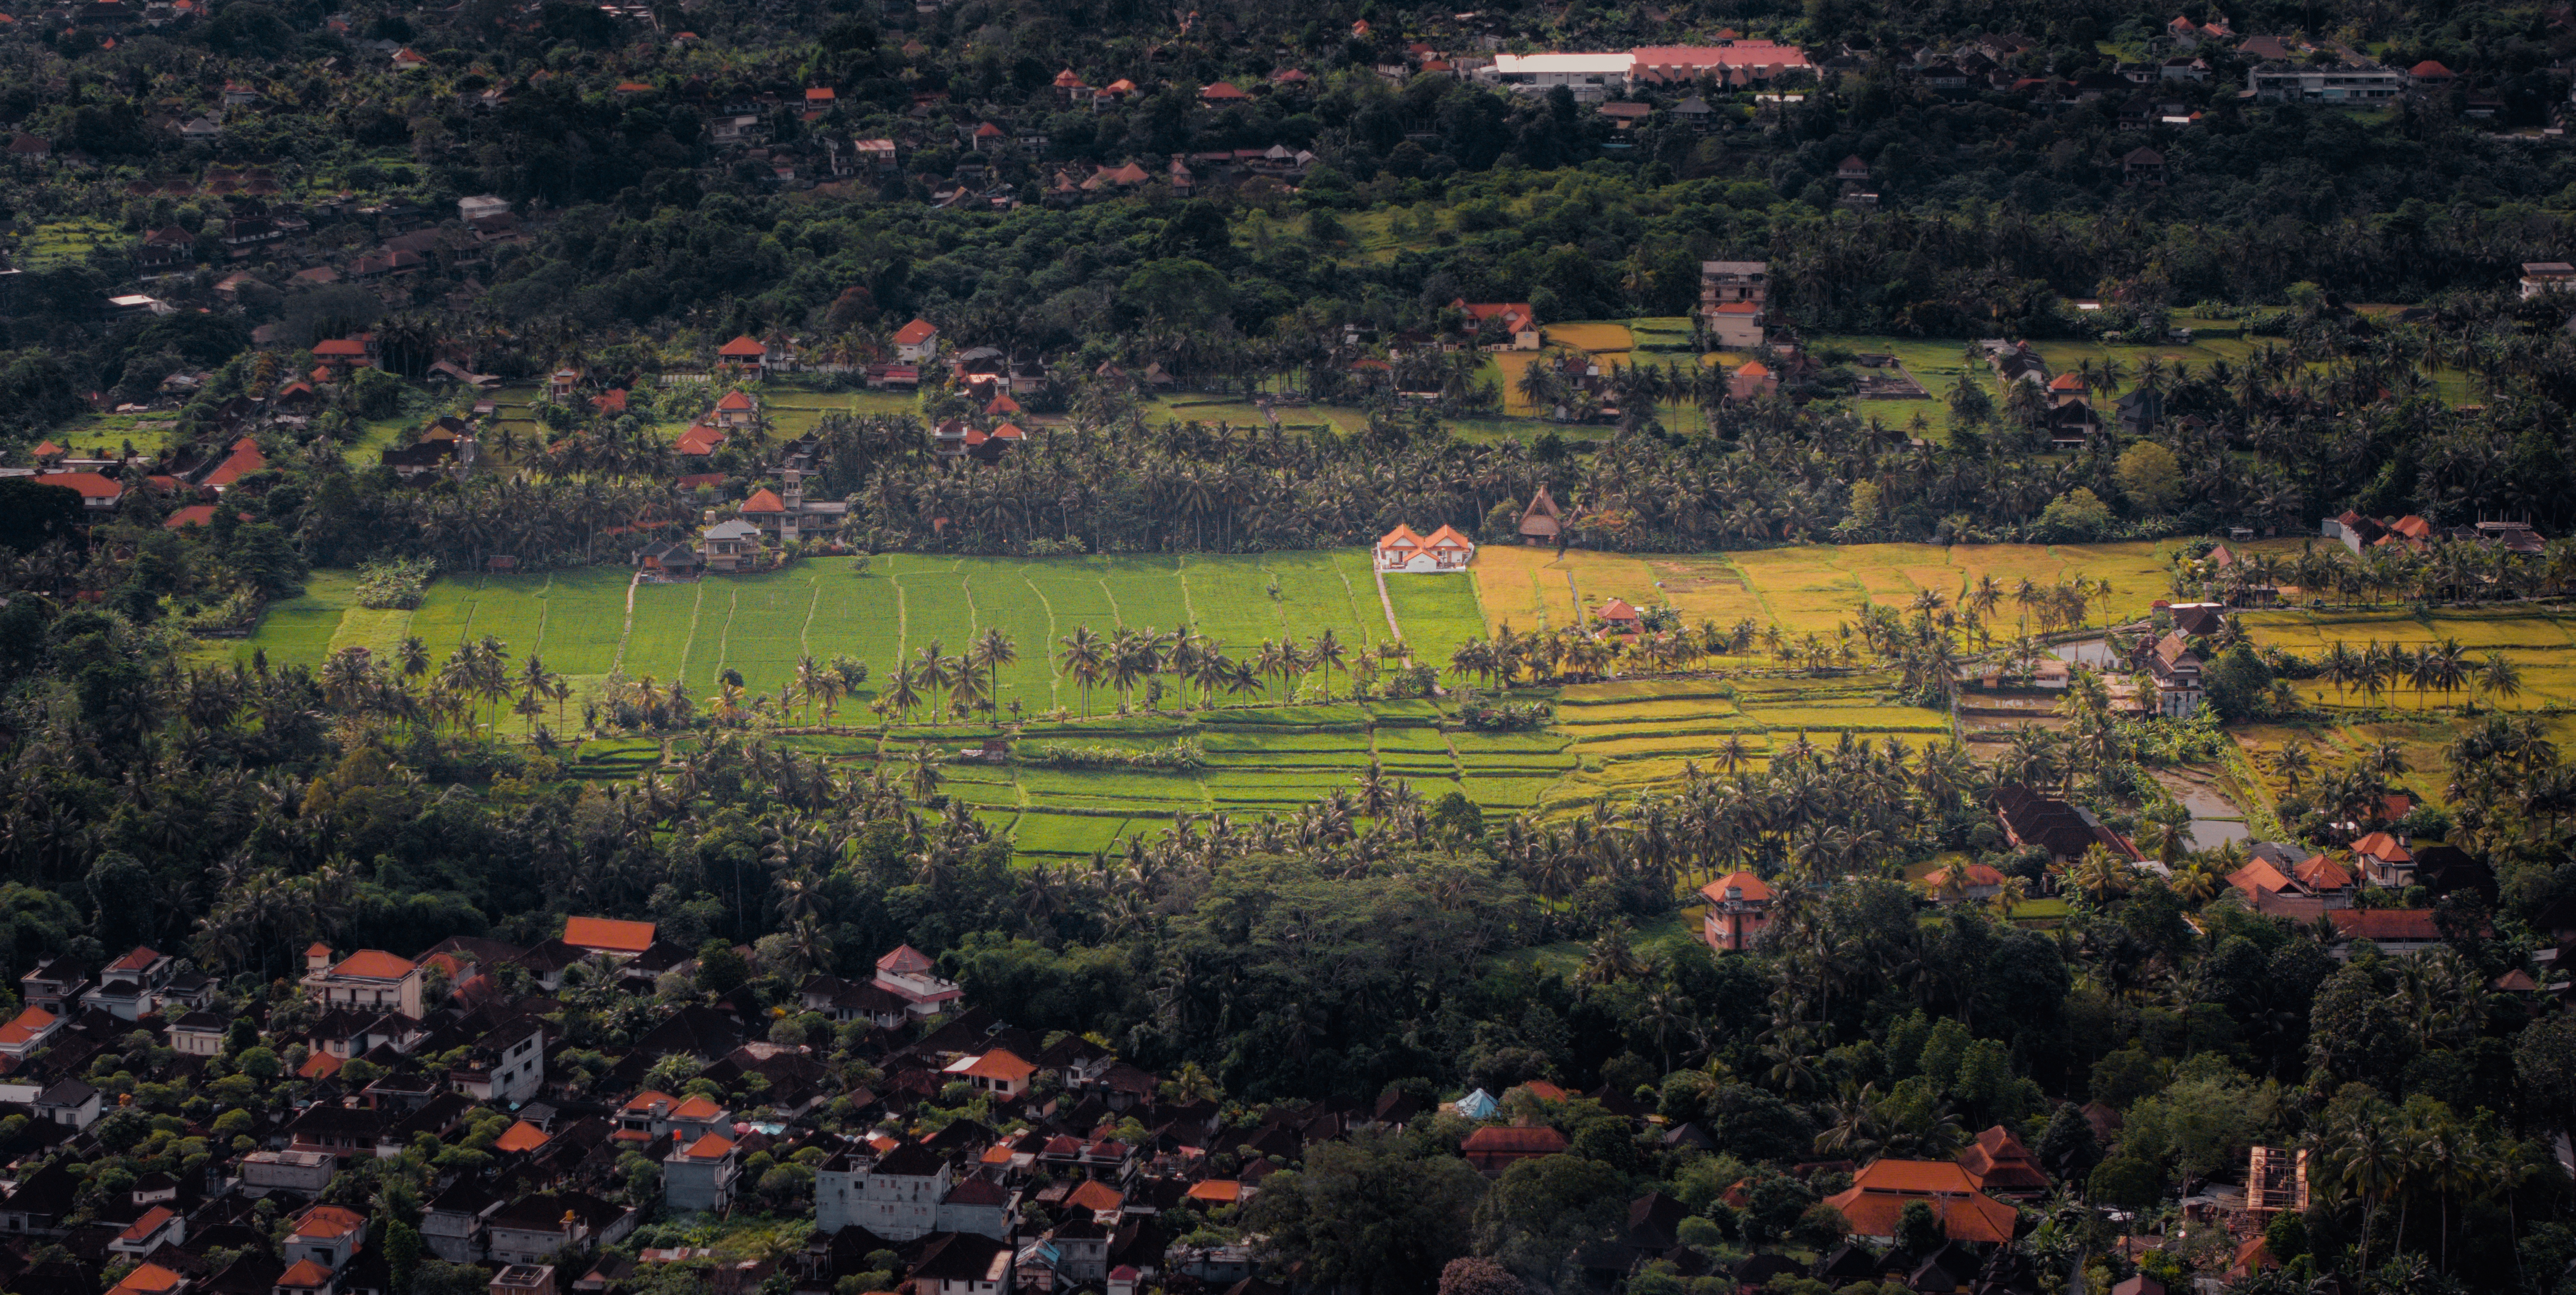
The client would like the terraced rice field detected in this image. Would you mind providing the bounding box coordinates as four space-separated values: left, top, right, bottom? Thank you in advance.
2236 607 2576 709
1470 540 2308 638
218 551 1477 715
222 539 2568 857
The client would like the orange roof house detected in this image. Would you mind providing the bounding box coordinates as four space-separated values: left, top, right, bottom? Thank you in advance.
1199 80 1250 101
34 472 124 507
109 1263 188 1295
1956 1126 2051 1197
1923 862 2007 899
0 1006 58 1052
116 1206 180 1247
1461 1125 1569 1175
1824 1159 2020 1244
1185 1179 1242 1204
329 950 416 980
676 423 725 456
292 1204 367 1240
892 319 940 360
2047 371 2087 392
740 488 786 515
1595 597 1644 631
2294 854 2353 891
1067 1179 1125 1213
719 334 767 361
681 1131 735 1159
562 917 656 954
494 1120 550 1153
205 435 267 489
1729 359 1776 401
946 1047 1036 1095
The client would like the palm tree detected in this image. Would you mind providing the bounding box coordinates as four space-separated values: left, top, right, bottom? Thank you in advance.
793 655 824 724
2477 652 2522 711
2271 743 2313 795
1058 624 1107 717
1313 628 1348 701
904 743 944 801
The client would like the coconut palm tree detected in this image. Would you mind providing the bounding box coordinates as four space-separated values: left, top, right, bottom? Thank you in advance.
1058 624 1107 717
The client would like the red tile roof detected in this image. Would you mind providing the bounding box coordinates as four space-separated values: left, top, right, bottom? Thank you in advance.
962 1049 1034 1081
893 319 938 346
740 488 785 514
0 1008 56 1047
1067 1179 1123 1212
205 436 266 488
329 950 415 980
563 916 656 952
278 1260 336 1289
119 1207 178 1243
1461 1126 1569 1154
108 946 162 973
111 1263 187 1295
293 1204 367 1239
2329 910 2442 942
2351 832 2411 862
1699 870 1772 903
719 334 766 357
35 472 123 500
494 1121 549 1153
682 1132 735 1158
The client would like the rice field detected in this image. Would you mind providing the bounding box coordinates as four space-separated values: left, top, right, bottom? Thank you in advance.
1469 540 2312 639
216 539 2576 856
2237 607 2576 709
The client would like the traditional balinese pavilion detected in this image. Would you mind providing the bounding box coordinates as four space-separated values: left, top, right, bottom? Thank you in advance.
1518 485 1565 545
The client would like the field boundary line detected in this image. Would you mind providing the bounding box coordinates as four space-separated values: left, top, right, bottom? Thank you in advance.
799 576 822 660
1370 565 1404 656
674 581 705 685
455 573 486 646
1176 555 1200 629
610 571 639 675
529 573 555 662
961 570 981 637
1023 568 1064 711
1725 554 1784 630
1096 575 1123 627
890 563 911 658
1331 556 1375 646
713 586 740 683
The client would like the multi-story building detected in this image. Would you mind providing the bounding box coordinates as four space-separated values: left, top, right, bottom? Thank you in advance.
2247 61 2403 103
664 1133 741 1214
873 945 965 1017
817 1142 951 1241
303 945 425 1018
1696 870 1774 952
1699 261 1768 349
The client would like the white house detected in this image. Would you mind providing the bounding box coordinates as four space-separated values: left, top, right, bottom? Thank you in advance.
1374 523 1475 573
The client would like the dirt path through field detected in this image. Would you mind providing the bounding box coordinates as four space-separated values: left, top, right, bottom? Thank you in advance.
1371 565 1405 657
